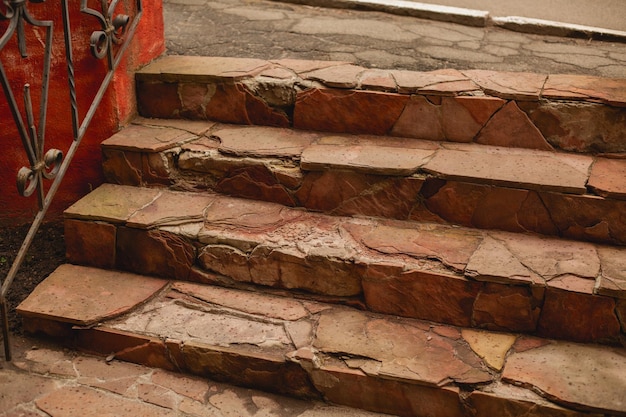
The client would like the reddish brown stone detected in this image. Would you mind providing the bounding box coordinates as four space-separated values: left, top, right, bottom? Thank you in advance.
310 365 465 417
462 70 546 100
136 56 271 82
442 96 505 143
102 123 199 153
127 190 215 229
116 227 195 280
523 101 626 153
473 283 542 332
102 149 142 185
596 246 626 299
469 389 595 417
362 264 481 327
543 74 626 107
179 83 211 119
588 158 626 199
391 95 444 140
216 165 296 207
617 299 626 333
360 69 397 92
64 219 116 269
215 125 318 158
136 81 180 118
272 58 351 74
476 101 553 150
294 88 408 135
538 278 620 342
142 152 172 185
392 68 473 95
198 244 253 283
303 64 364 88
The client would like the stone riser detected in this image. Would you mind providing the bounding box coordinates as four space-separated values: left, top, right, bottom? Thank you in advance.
136 56 626 154
63 184 626 345
17 264 626 417
102 120 626 246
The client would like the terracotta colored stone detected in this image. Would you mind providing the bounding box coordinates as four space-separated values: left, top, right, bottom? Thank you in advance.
136 80 180 118
150 369 209 402
468 387 596 417
101 148 143 185
538 279 620 342
16 264 167 326
116 227 195 280
102 124 199 152
617 300 626 333
503 341 626 414
301 143 435 175
466 236 537 285
423 147 591 194
315 309 491 386
172 281 310 321
346 221 482 272
142 152 173 185
64 183 161 223
133 117 215 136
272 59 351 74
294 88 409 135
127 190 215 229
310 364 465 417
198 244 254 283
475 101 553 150
215 125 319 158
0 370 57 412
362 264 481 327
461 329 516 371
523 101 626 153
462 70 546 100
137 383 177 409
360 69 397 92
442 96 506 142
36 386 173 417
588 158 626 199
74 354 148 395
472 283 542 332
391 95 444 140
391 68 472 94
64 219 116 269
303 64 364 88
596 246 626 299
543 74 626 107
216 165 297 207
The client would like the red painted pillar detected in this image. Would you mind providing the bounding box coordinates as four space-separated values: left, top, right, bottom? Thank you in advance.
0 0 165 225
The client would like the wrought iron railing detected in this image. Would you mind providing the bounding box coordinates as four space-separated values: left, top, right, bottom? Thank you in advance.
0 0 142 361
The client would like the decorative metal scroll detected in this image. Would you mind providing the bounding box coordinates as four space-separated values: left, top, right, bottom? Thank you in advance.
0 0 142 361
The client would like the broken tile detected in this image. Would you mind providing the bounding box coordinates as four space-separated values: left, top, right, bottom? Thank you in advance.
215 125 319 158
461 329 516 371
303 64 364 88
101 124 199 152
588 158 626 200
543 74 626 107
462 70 546 100
595 246 626 299
127 190 215 229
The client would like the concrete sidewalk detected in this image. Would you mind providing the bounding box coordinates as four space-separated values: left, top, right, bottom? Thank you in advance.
163 0 626 78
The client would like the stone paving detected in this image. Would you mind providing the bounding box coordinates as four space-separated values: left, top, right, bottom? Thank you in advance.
163 0 626 79
1 333 392 417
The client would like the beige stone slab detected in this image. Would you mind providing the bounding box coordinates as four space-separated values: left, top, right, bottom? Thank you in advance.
422 148 592 194
301 143 436 175
64 183 161 223
465 236 537 285
136 55 272 82
127 190 216 229
461 329 517 371
215 125 320 158
596 246 626 299
462 70 547 100
588 158 626 199
303 64 365 88
102 124 200 152
503 341 626 414
17 264 168 326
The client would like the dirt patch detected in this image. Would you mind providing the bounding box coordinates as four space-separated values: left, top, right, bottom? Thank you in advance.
0 221 66 334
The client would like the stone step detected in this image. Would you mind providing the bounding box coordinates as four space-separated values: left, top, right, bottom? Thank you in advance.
17 264 626 417
102 118 626 245
63 183 626 345
136 55 626 154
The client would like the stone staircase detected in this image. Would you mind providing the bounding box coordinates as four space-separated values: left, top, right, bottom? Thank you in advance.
17 56 626 417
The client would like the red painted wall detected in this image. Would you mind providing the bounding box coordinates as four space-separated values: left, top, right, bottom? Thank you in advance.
0 0 164 226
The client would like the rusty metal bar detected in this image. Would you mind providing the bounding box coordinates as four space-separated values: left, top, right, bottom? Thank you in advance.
0 0 142 361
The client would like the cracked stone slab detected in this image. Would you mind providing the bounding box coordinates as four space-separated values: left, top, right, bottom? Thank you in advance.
596 246 626 299
588 158 626 200
503 340 626 414
17 264 168 326
314 309 492 386
101 123 201 152
127 190 216 229
214 125 320 158
461 329 517 371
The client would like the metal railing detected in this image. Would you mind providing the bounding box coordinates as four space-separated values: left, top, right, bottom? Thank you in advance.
0 0 142 361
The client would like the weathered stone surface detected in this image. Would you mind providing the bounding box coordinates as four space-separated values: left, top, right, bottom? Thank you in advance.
215 125 319 158
301 143 435 175
102 148 142 185
64 184 161 223
442 96 505 143
64 219 116 269
391 68 476 95
315 309 492 386
462 70 547 100
362 264 481 327
294 88 408 135
538 278 620 342
360 69 397 92
423 147 591 194
466 236 537 285
102 124 199 152
116 227 195 280
17 264 167 326
127 190 215 229
543 74 626 107
588 158 626 199
136 81 180 118
503 340 626 414
472 283 542 332
272 58 351 74
0 370 57 413
596 246 626 299
303 64 364 88
391 95 444 140
461 330 516 371
216 165 297 207
523 101 626 153
476 101 553 150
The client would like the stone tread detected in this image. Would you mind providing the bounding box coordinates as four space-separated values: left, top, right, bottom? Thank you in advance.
136 56 626 154
101 119 626 246
17 264 626 417
63 183 626 344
